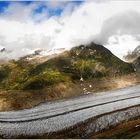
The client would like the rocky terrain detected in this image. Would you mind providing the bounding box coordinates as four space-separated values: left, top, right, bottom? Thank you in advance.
0 42 136 111
124 45 140 62
124 44 140 74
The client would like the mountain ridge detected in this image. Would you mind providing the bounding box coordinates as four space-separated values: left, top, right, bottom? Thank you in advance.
0 42 137 111
0 42 134 90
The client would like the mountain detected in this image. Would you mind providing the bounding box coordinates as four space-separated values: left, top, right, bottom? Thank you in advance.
133 56 140 70
0 48 6 53
0 42 134 91
124 45 140 62
124 44 140 71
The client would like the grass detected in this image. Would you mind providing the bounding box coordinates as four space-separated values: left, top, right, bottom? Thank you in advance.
22 69 70 90
0 73 139 111
0 42 137 111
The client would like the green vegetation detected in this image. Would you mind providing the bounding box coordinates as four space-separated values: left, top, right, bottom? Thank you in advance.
0 42 134 91
0 42 137 111
22 69 69 90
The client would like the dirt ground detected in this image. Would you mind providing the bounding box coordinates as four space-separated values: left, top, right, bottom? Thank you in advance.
0 73 140 111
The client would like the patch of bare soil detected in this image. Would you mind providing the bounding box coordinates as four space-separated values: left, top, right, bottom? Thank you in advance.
0 73 140 111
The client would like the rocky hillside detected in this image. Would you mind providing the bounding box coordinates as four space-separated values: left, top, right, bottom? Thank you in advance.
0 42 134 91
124 44 140 71
124 45 140 62
133 56 140 72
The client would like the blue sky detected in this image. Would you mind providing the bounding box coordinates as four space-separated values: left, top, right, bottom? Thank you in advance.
0 1 9 13
0 1 83 18
0 1 140 60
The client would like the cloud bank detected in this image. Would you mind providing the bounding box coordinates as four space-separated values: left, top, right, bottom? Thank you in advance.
0 1 140 60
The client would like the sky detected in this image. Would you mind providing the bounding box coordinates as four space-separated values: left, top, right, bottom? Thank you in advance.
0 0 140 60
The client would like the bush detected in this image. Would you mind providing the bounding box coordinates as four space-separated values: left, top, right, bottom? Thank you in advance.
0 65 10 82
22 69 69 90
70 58 106 80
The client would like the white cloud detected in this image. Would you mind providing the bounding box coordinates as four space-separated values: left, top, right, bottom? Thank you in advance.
106 35 139 59
0 1 140 60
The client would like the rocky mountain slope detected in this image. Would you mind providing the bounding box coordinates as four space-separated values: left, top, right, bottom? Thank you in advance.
0 42 134 91
124 44 140 71
124 45 140 62
0 42 137 111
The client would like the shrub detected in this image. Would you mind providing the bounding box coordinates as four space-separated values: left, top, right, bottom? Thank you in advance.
22 69 69 90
